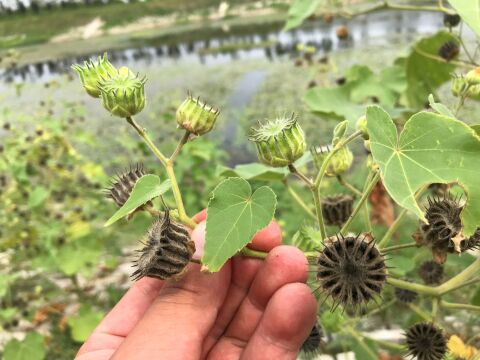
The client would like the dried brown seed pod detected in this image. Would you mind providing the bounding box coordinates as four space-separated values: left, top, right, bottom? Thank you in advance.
394 286 418 304
300 323 323 358
315 234 387 310
321 194 354 226
418 260 444 285
106 163 146 207
131 211 195 281
421 195 463 254
460 226 480 252
438 40 460 61
405 322 446 360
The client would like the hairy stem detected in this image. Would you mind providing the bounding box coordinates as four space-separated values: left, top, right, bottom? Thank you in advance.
382 242 419 253
283 181 316 220
340 172 380 234
387 277 438 296
288 164 314 187
240 247 269 259
312 186 327 241
441 301 480 312
170 130 191 164
437 258 480 295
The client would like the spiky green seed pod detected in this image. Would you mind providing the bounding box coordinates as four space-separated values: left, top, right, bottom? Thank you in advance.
249 114 306 168
312 145 353 176
176 94 220 135
71 53 117 98
99 67 147 118
466 67 480 85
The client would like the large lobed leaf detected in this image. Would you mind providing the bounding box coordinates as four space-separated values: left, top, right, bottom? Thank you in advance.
448 0 480 37
202 177 276 272
366 105 480 236
105 175 171 227
3 332 46 360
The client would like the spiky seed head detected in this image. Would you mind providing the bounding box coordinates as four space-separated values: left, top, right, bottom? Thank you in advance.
300 323 323 358
99 66 147 118
176 93 220 135
321 194 354 226
394 286 418 304
443 13 461 28
315 234 387 310
405 322 446 360
460 226 480 252
418 260 444 285
421 195 464 255
106 164 146 207
438 41 460 61
71 53 117 98
249 114 306 167
131 212 195 281
311 145 353 176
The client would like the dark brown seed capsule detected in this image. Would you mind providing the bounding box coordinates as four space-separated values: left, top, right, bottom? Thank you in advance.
394 286 417 304
421 195 463 253
443 13 461 28
321 194 354 226
315 234 387 310
460 226 480 252
106 163 146 207
438 41 460 61
131 212 195 281
405 322 446 360
418 261 444 285
301 323 323 357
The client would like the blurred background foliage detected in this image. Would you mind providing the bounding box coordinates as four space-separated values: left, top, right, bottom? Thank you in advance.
1 0 480 359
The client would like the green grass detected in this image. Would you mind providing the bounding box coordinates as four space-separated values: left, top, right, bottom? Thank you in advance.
0 0 256 48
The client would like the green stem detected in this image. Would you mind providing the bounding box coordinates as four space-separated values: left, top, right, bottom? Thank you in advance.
340 172 380 234
365 337 405 352
382 242 419 253
312 186 327 241
288 164 313 187
387 277 438 296
431 297 440 323
336 175 362 196
437 258 480 295
439 277 480 296
346 327 378 359
441 301 480 312
414 45 476 69
407 303 432 322
283 181 316 220
240 247 268 259
126 116 195 228
170 130 190 164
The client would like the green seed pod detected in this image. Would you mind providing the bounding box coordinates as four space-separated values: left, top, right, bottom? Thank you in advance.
465 67 480 85
356 115 369 140
99 66 147 118
249 114 306 168
176 94 220 135
71 53 117 98
311 145 353 176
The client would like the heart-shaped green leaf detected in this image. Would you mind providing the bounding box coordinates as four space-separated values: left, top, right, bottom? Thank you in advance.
202 177 277 272
367 105 480 236
3 332 46 360
105 175 171 227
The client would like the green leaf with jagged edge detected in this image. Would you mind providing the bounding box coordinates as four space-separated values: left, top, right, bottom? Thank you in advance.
448 0 480 37
292 224 321 252
405 31 457 109
67 305 104 342
203 177 276 272
428 94 455 118
105 175 171 227
284 0 323 31
366 105 480 236
3 332 46 360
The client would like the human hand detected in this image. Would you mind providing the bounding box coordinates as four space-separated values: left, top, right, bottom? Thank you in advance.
76 210 317 360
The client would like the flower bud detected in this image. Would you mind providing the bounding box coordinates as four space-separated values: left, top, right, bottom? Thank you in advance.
99 67 147 118
71 53 117 98
356 115 369 139
330 146 353 175
466 67 480 85
249 114 306 168
176 94 219 135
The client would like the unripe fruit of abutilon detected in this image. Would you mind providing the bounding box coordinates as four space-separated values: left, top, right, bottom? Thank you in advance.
311 145 354 176
421 195 464 258
315 234 387 310
131 211 195 281
405 322 447 360
418 260 444 285
71 53 117 98
99 66 147 118
438 41 460 61
394 286 418 304
321 194 354 226
106 163 147 207
176 93 220 135
300 323 323 358
249 114 306 168
356 115 369 140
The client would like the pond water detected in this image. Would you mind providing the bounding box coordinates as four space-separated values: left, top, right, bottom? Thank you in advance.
0 9 446 165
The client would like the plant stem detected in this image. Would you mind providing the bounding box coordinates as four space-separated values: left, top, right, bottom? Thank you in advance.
441 301 480 312
407 303 431 321
312 186 327 241
240 247 268 259
382 242 419 253
437 258 480 295
387 277 438 296
336 175 362 196
288 164 313 187
170 130 190 164
346 327 378 359
340 172 380 234
431 297 440 323
414 45 476 69
365 337 405 352
283 181 316 220
439 277 480 296
126 116 195 228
